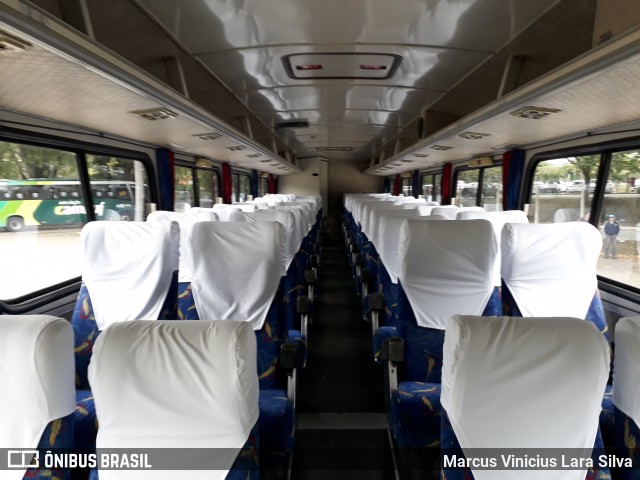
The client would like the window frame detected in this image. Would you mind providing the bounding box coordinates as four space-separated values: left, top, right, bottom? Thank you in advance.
174 161 222 208
420 171 443 202
0 127 156 309
526 136 640 296
453 163 503 207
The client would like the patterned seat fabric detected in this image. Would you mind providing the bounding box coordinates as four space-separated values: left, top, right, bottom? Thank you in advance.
25 413 75 480
70 222 180 453
184 221 300 474
378 220 500 450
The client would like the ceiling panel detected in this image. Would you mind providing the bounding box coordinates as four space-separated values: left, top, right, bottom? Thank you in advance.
136 0 559 53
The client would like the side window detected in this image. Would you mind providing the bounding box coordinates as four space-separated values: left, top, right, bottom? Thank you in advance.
232 173 239 203
455 166 502 210
196 169 215 208
401 176 412 197
259 176 268 197
238 174 250 203
433 174 442 204
0 140 85 299
598 149 640 287
174 165 195 212
529 155 601 223
481 165 502 211
456 169 480 207
87 155 151 221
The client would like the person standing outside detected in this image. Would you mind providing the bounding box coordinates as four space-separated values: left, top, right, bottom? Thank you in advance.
603 214 620 258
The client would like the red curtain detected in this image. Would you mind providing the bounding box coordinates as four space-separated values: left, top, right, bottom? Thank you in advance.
268 174 276 194
393 174 401 196
222 162 232 204
441 163 453 205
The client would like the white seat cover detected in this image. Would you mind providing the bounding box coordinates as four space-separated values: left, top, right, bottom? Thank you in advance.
456 210 528 287
90 320 259 480
613 316 640 428
442 315 609 480
245 210 296 271
81 222 180 330
190 222 286 330
431 205 459 219
147 210 219 283
398 219 497 329
379 215 446 284
0 315 74 480
501 223 602 318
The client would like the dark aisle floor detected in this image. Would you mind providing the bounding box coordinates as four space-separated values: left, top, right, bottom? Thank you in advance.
297 212 385 413
292 211 394 480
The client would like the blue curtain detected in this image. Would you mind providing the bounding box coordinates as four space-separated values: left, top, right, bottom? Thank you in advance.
250 169 259 198
156 148 174 211
503 149 525 210
411 170 420 198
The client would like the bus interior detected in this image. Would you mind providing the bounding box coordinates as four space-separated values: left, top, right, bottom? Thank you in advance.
2 0 640 479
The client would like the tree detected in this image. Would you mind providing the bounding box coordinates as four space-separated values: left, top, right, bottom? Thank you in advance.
568 155 600 202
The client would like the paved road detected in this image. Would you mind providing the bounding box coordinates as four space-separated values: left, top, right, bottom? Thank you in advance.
0 229 82 299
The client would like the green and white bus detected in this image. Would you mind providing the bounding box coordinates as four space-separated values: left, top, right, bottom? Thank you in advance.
0 179 137 232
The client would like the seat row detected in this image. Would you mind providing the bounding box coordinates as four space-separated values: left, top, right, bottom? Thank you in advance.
68 194 323 479
341 193 628 478
1 314 264 480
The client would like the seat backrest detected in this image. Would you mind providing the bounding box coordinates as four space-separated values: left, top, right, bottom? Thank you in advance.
147 210 218 282
189 221 286 330
442 315 609 480
613 316 640 429
398 219 498 330
0 316 74 469
89 320 258 479
501 223 605 329
245 210 297 271
431 205 459 219
456 210 528 287
79 221 180 330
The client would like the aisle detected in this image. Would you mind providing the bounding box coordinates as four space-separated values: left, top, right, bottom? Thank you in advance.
297 217 385 413
292 211 394 480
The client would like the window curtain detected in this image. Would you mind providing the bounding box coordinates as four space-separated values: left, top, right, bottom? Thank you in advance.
156 148 175 210
222 162 232 204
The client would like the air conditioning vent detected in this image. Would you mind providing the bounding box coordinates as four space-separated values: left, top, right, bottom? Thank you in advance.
225 145 247 151
275 120 310 129
130 107 178 121
193 132 222 141
459 131 490 140
0 31 31 56
316 147 353 152
246 153 262 158
401 159 414 163
431 145 452 151
510 106 561 119
412 153 429 158
259 159 271 163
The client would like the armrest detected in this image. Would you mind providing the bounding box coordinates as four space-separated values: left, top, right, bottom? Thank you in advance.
280 337 306 370
372 326 399 364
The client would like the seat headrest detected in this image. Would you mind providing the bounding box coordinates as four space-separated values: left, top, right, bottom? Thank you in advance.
398 219 497 329
89 320 258 473
189 221 286 329
501 222 602 318
431 206 459 219
80 221 180 329
0 315 75 458
442 315 609 479
613 316 640 428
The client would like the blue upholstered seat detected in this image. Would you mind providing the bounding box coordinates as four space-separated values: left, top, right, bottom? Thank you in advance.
375 219 500 451
70 222 180 451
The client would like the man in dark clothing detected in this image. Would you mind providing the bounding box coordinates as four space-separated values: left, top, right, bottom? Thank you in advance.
603 214 620 258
